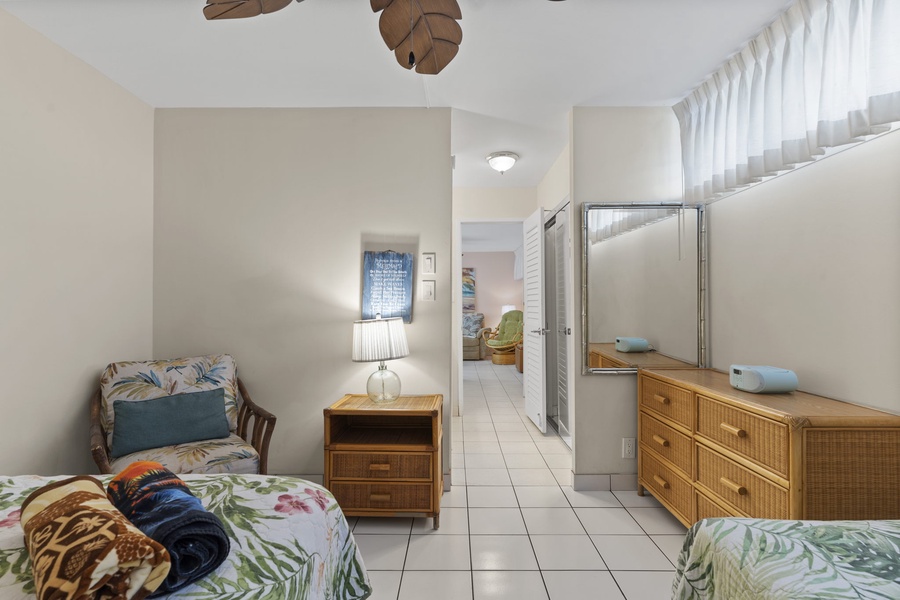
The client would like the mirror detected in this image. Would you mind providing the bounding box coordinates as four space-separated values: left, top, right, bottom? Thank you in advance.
581 203 705 373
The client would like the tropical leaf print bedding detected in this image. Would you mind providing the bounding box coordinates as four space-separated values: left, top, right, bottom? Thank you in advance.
0 474 371 600
672 517 900 599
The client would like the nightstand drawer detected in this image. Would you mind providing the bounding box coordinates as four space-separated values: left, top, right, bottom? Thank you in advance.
696 444 788 519
329 482 433 512
640 375 693 431
639 411 692 477
696 395 789 478
330 452 433 480
640 451 692 525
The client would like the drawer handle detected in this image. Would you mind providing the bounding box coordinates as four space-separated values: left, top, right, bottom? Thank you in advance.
369 463 391 471
653 394 670 405
370 493 391 502
720 477 747 496
652 475 670 489
720 422 747 438
652 434 670 447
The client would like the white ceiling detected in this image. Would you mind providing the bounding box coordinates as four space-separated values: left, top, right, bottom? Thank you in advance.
1 0 792 188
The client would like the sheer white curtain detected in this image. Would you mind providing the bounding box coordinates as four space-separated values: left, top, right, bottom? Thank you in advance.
587 207 680 245
674 0 900 203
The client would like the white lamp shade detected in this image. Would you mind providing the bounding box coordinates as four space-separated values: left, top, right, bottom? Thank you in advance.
501 304 516 315
352 317 409 362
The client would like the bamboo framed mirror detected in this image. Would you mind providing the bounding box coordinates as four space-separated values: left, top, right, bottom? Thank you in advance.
581 203 706 374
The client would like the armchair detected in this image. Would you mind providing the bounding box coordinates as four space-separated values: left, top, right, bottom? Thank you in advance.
462 312 490 360
90 354 276 475
482 310 524 365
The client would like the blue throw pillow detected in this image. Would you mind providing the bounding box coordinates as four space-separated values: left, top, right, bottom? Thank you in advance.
110 388 230 458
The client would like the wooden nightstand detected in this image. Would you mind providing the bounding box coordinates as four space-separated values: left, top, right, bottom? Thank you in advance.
323 394 443 529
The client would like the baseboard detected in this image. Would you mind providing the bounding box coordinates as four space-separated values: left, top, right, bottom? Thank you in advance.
573 473 639 492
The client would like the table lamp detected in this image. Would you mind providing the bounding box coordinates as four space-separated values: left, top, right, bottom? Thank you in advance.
352 316 409 403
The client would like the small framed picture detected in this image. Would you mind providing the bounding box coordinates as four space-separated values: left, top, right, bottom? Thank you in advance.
422 280 436 301
421 252 436 275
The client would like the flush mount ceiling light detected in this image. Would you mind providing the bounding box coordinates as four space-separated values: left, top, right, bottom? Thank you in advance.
203 0 463 75
486 152 519 174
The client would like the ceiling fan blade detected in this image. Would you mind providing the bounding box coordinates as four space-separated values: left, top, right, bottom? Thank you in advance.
392 15 461 71
374 0 462 74
414 39 459 75
204 0 294 20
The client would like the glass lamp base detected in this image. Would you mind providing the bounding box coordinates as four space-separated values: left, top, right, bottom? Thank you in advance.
367 364 401 403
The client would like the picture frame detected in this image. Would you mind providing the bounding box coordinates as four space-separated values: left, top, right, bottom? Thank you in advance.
421 252 436 275
422 280 436 301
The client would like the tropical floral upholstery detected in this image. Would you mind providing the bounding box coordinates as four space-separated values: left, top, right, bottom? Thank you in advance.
100 354 240 446
672 517 900 599
109 434 259 475
462 312 485 337
97 355 262 475
463 313 489 360
0 474 372 599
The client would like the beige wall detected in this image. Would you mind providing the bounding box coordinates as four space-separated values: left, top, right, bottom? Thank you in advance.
453 188 537 221
153 108 452 476
569 107 683 483
461 252 524 329
0 10 155 474
708 129 900 413
537 144 571 212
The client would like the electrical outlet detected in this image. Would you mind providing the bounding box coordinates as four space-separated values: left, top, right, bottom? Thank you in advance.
622 437 636 459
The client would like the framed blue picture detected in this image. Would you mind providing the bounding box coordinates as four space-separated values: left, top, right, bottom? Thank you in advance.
362 251 414 323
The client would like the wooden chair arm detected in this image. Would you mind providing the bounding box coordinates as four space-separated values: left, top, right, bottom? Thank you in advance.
89 388 113 474
236 378 277 475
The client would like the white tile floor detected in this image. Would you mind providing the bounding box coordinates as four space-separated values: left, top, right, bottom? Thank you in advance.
352 361 688 600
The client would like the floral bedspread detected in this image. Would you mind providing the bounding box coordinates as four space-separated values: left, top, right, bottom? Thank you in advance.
673 517 900 599
0 474 371 600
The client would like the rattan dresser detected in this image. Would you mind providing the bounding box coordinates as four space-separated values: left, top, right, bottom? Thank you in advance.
638 369 900 528
324 394 443 529
588 343 695 369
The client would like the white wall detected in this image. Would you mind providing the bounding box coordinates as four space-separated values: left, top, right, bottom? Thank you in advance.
461 252 524 329
153 108 452 476
569 107 683 484
0 9 155 475
708 129 900 412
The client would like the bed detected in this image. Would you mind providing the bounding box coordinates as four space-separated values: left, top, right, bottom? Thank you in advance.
0 473 371 599
672 517 900 599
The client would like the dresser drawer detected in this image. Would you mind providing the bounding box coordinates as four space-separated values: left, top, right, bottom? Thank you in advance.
696 444 788 519
639 411 692 477
600 356 629 368
640 451 692 525
330 452 433 481
695 489 741 521
696 396 789 478
640 375 693 431
329 482 433 512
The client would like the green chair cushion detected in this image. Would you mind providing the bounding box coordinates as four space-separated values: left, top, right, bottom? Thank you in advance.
492 310 523 344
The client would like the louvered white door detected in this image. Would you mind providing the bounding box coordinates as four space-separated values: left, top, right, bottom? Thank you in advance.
523 208 546 433
553 207 571 438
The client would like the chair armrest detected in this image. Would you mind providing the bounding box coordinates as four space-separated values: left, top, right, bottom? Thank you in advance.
236 378 277 475
89 388 113 474
481 328 497 342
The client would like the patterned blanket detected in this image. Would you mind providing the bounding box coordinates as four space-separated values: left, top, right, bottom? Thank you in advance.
1 474 370 599
673 517 900 599
19 476 170 600
107 463 229 596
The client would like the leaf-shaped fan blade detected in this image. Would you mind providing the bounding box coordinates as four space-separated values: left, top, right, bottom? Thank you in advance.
204 0 294 20
393 16 461 74
372 0 462 74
